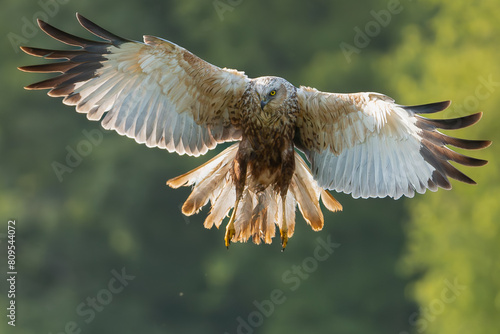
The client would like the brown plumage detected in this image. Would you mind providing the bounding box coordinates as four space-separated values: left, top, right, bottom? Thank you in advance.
19 14 490 249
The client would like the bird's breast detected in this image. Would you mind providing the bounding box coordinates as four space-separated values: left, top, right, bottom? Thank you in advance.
242 110 296 145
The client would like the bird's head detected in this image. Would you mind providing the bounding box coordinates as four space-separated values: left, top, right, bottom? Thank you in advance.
253 76 293 112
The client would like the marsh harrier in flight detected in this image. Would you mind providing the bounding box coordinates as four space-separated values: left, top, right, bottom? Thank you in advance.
19 14 491 249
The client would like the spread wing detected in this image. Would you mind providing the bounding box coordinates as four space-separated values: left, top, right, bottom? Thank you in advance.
296 87 491 199
19 13 250 156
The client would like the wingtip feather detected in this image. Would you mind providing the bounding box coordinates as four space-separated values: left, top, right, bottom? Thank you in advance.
76 12 129 44
403 100 451 114
19 46 34 56
482 140 493 149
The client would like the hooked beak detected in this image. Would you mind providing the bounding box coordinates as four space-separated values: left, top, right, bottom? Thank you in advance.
260 99 268 110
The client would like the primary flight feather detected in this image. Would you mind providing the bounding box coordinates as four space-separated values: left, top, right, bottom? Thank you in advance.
19 14 491 249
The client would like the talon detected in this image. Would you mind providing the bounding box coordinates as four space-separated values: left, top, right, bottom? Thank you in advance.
280 196 288 250
225 224 235 248
224 199 240 249
280 227 288 250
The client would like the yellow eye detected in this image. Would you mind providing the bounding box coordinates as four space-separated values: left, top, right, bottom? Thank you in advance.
269 90 276 96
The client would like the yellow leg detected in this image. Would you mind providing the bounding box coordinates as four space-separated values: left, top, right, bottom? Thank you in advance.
280 197 288 250
224 199 240 249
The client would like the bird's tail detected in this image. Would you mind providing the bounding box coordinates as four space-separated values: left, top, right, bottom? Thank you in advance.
167 143 342 245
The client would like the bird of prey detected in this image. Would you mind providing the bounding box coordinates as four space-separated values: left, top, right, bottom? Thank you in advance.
19 14 491 249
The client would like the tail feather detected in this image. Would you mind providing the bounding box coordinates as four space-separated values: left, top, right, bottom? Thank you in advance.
290 153 343 231
203 182 235 229
291 158 324 230
234 189 255 242
249 193 266 243
169 144 343 245
234 190 278 244
181 164 230 215
251 192 275 244
261 190 278 244
252 191 278 244
280 193 297 238
167 144 238 188
321 190 343 212
288 195 296 237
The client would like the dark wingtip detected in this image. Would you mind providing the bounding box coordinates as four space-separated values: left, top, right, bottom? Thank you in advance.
418 112 484 130
76 12 89 25
18 62 82 74
19 46 32 55
24 83 41 90
466 158 488 167
424 131 492 151
75 13 90 24
468 177 478 185
35 16 110 47
75 12 129 44
403 100 451 114
456 139 492 150
436 100 451 110
37 18 50 31
482 140 493 149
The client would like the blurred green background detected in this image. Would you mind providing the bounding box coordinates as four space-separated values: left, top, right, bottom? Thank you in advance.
1 0 499 333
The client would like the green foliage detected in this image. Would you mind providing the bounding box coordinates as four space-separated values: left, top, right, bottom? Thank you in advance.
0 0 497 333
381 0 500 333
